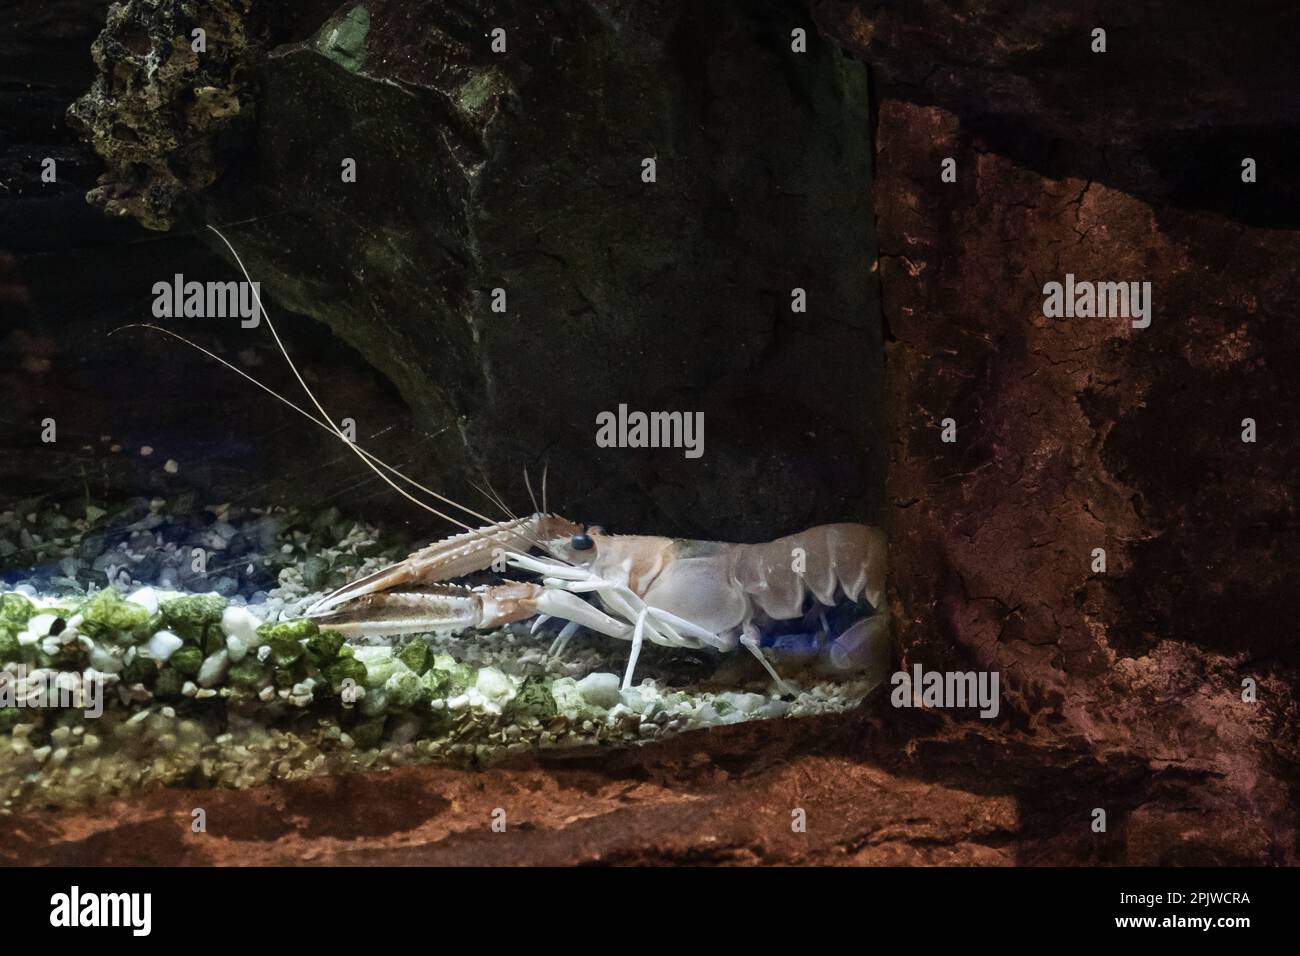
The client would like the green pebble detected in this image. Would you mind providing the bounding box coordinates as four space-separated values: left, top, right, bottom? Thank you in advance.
273 660 307 689
158 594 227 644
122 654 157 688
384 669 427 709
0 626 20 665
153 667 183 699
255 618 319 643
203 627 228 657
420 666 452 698
140 612 165 641
79 588 151 642
169 645 203 677
228 658 270 691
350 716 385 749
422 653 474 695
0 593 35 627
509 677 558 721
397 640 430 675
268 635 305 667
304 629 345 665
358 653 404 689
324 657 366 691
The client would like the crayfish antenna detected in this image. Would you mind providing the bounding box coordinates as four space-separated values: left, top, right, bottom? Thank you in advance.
207 227 478 528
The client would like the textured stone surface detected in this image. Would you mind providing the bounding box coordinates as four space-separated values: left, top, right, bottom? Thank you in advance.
0 0 427 521
67 0 258 230
842 1 1300 864
808 0 1300 227
70 0 885 541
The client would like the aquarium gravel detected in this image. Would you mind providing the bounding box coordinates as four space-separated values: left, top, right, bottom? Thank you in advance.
0 493 877 810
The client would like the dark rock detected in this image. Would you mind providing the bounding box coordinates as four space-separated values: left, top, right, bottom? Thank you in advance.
808 0 1300 227
69 0 885 541
129 552 160 582
0 0 440 531
822 3 1300 864
211 575 240 597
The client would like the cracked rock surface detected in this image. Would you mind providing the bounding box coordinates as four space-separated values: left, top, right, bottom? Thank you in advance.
858 0 1300 864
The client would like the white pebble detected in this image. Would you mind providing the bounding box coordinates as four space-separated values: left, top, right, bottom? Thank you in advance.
548 677 586 719
221 605 259 648
164 459 179 474
126 586 160 615
25 613 58 639
723 692 767 716
475 666 514 700
89 646 123 674
467 667 517 714
146 630 184 662
139 445 153 457
576 672 622 709
197 650 229 688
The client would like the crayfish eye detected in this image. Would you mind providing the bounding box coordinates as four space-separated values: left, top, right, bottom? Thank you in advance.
570 533 594 551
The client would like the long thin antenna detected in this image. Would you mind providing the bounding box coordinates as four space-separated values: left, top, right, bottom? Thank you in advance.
204 225 512 536
470 477 515 523
475 471 549 553
111 324 491 532
131 225 578 571
524 467 541 515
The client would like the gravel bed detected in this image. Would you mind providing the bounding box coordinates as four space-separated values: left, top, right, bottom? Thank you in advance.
0 491 879 810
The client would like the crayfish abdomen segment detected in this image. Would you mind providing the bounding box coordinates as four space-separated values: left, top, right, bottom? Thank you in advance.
733 523 887 620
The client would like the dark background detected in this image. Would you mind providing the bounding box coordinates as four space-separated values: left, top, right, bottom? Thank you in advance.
1 0 884 544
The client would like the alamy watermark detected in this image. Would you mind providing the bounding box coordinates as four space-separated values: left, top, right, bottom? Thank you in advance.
0 666 104 719
1042 273 1151 329
890 663 1000 718
49 886 151 936
595 404 704 459
152 274 262 327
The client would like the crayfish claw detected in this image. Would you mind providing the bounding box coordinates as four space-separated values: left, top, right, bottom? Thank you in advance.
305 586 483 638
